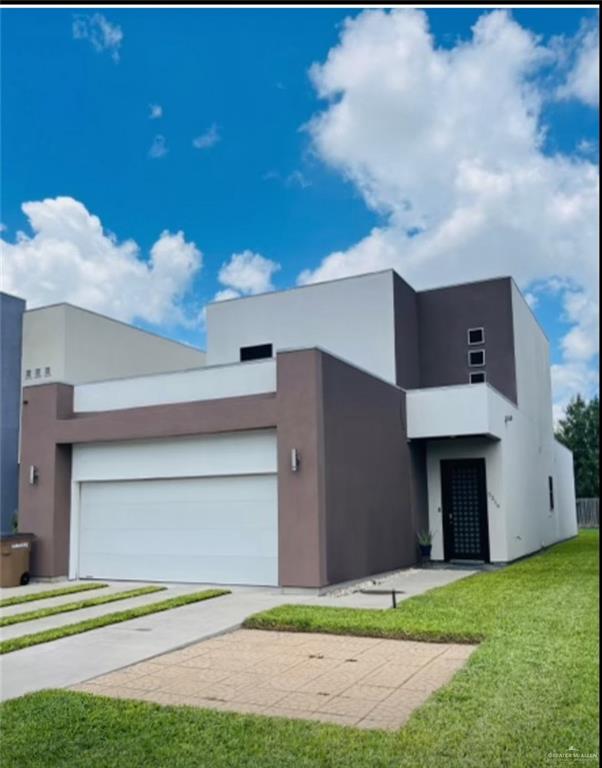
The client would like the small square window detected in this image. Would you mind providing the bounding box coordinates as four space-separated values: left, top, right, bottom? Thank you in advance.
469 371 486 384
467 327 485 345
34 368 41 379
468 349 486 367
44 366 51 377
25 369 32 380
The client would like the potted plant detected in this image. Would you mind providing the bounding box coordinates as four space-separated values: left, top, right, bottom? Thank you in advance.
417 529 433 560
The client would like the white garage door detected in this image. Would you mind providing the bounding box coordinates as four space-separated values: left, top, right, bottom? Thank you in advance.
78 474 278 585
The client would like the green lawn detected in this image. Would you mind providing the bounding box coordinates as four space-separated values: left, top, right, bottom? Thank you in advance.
0 533 598 768
0 582 108 608
0 589 229 654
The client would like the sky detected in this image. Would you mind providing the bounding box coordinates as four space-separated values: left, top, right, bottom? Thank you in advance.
0 6 599 419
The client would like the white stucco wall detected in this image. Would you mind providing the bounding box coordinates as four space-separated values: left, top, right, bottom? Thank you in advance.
407 383 509 440
22 305 67 384
553 439 578 541
23 304 206 386
74 359 276 412
504 283 558 559
206 271 398 384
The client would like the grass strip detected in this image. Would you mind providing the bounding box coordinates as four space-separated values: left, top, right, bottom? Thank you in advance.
0 582 108 608
0 586 166 627
0 589 229 654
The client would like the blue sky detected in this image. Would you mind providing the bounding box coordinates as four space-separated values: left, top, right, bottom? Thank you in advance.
1 7 599 414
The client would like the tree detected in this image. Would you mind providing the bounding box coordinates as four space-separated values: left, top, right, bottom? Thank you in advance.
555 395 599 498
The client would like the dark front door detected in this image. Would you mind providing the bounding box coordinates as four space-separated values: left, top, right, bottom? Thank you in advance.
441 458 490 562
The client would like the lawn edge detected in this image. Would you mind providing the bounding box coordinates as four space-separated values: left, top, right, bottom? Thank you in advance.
0 585 166 627
0 582 109 608
0 589 230 654
243 607 484 644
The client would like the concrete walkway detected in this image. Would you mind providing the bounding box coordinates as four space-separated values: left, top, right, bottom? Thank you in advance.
0 567 473 702
0 585 200 641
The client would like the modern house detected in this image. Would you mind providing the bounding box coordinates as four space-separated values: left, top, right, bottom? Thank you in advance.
18 270 577 587
1 292 25 534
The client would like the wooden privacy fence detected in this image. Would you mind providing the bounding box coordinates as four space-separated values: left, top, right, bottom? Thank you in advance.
576 498 599 528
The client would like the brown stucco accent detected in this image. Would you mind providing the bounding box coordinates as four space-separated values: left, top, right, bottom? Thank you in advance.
320 353 423 584
276 350 326 588
19 384 73 576
56 393 277 444
417 278 518 404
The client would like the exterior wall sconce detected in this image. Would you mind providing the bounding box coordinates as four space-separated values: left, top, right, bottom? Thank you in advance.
504 415 513 424
290 448 300 472
28 465 39 486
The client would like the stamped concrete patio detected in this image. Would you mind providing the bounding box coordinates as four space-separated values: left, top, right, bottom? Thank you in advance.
72 628 476 730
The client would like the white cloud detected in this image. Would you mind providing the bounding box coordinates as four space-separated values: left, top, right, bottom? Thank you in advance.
214 288 241 302
299 9 599 409
0 197 202 328
577 138 597 155
193 124 220 150
286 170 312 189
72 13 123 62
148 134 168 159
552 360 599 423
218 250 280 296
149 104 163 120
556 21 599 107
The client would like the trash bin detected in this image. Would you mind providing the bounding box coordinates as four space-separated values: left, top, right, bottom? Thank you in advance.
0 534 35 588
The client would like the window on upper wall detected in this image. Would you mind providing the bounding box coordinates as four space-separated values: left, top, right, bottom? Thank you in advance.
467 327 485 345
469 371 486 384
468 349 486 367
25 369 32 380
34 368 41 379
44 366 51 377
240 343 273 362
548 476 554 511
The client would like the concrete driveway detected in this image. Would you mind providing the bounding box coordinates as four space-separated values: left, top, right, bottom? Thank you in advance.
0 566 473 702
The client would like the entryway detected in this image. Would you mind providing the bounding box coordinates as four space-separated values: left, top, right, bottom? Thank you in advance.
441 458 490 562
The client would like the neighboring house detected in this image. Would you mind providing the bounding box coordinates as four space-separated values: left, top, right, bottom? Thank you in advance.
18 271 577 587
0 292 25 534
22 303 206 386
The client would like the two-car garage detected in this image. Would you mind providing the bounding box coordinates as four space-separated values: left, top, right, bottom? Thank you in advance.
70 431 279 586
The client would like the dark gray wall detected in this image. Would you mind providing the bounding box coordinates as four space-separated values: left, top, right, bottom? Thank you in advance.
393 273 421 389
320 352 423 584
417 278 517 404
1 293 25 534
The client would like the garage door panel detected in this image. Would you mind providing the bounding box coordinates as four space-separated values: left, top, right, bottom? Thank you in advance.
81 502 276 532
82 475 277 504
81 527 278 559
78 474 278 585
80 553 277 586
